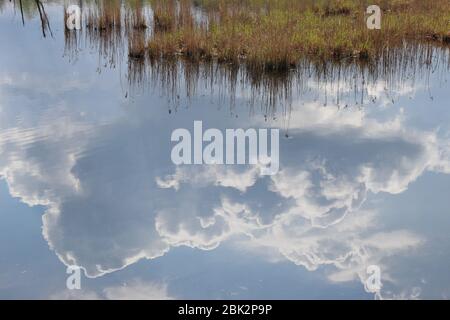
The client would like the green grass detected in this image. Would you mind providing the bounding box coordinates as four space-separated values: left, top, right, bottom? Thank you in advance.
148 0 450 71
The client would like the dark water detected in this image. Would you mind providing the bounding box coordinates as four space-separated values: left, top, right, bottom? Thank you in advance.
1 1 450 299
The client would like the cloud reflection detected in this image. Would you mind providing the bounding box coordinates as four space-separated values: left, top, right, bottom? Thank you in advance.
1 72 450 299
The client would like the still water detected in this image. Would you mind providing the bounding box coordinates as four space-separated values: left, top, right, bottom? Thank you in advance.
1 2 450 299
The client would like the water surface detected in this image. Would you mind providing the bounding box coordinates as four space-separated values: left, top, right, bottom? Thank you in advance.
1 1 450 299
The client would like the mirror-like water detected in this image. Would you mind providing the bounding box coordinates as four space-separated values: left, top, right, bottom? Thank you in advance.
1 0 450 300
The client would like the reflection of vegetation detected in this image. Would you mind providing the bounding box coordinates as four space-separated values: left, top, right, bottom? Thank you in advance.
153 0 176 32
5 0 53 37
148 0 450 69
84 0 123 67
60 0 450 112
140 0 450 112
1 0 40 19
3 0 449 113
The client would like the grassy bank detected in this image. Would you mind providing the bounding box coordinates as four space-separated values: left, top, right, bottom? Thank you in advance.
147 0 450 72
4 0 449 110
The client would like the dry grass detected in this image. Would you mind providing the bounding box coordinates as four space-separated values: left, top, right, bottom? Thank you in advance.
147 0 450 72
152 0 176 32
129 30 146 59
85 1 121 31
55 0 450 111
84 0 123 66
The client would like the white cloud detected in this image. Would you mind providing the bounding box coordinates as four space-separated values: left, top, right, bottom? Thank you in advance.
50 281 173 300
157 165 260 193
103 281 173 300
50 290 101 300
0 78 449 297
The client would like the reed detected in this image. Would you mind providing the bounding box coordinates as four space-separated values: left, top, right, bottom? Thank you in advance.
152 0 176 32
147 0 450 72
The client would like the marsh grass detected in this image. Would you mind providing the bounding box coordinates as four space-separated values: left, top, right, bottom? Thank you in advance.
122 0 450 111
152 0 176 32
128 30 146 59
125 4 148 31
84 0 124 67
4 0 448 113
142 42 449 115
148 0 450 69
47 1 450 110
127 6 148 59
